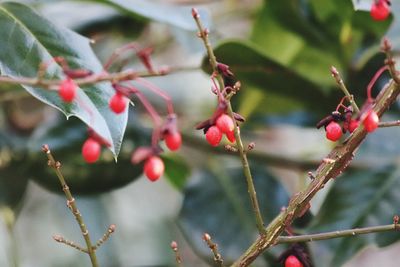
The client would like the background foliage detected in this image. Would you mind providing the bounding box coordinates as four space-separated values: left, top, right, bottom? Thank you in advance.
1 0 400 266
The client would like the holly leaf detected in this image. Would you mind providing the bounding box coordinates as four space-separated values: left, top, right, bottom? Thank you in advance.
178 165 289 263
94 0 210 31
0 2 128 156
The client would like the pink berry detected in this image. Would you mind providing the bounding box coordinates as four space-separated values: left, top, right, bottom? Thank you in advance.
363 110 379 132
205 126 223 146
216 114 235 134
325 121 342 141
144 156 164 182
348 119 360 133
285 255 303 267
82 138 101 163
59 78 77 102
165 131 182 151
109 93 127 114
226 130 236 143
370 0 390 21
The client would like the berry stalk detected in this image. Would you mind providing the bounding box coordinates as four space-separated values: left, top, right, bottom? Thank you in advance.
192 8 266 234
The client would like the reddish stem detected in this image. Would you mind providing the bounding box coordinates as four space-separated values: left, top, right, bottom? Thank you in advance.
135 77 175 114
335 96 349 112
367 66 388 102
103 42 140 71
134 90 162 146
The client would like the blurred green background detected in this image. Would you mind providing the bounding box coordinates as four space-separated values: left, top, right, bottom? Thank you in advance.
1 0 400 266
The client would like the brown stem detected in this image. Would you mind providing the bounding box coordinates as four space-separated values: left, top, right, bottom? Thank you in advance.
277 224 398 243
203 233 224 267
42 145 99 267
192 8 265 234
378 120 400 128
231 76 400 266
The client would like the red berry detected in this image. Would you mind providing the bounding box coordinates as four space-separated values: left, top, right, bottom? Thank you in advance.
205 126 223 146
325 121 342 141
285 255 303 267
226 130 236 143
144 156 164 182
216 114 235 133
363 110 379 132
82 138 101 163
348 119 360 133
109 93 127 114
59 78 77 102
165 131 182 151
370 0 390 21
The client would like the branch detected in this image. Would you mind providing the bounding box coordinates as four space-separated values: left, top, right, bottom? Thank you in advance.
53 235 88 253
192 8 265 234
92 224 116 250
331 66 360 114
378 120 400 128
42 145 99 267
277 224 398 244
203 233 224 267
0 64 200 90
231 57 400 266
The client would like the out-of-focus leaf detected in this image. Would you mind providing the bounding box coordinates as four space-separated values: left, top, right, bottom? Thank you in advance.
24 117 145 195
94 0 210 31
162 154 190 191
0 162 28 213
0 2 128 156
178 165 289 263
307 167 400 267
202 40 336 113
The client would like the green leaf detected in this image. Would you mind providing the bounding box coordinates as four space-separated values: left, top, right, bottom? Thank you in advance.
203 40 336 112
0 2 128 156
307 167 400 267
25 116 145 195
162 154 190 191
94 0 210 31
178 165 289 263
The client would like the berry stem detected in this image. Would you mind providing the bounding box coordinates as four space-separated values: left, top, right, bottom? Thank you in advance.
331 66 360 114
135 77 175 114
103 42 139 71
192 8 266 235
277 223 398 244
41 145 99 267
367 65 388 102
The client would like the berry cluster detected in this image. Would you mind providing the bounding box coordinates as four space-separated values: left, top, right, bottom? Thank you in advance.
370 0 391 21
53 44 182 182
196 63 244 147
318 65 388 141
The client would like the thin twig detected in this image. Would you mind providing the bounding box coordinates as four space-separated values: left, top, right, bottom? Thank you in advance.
203 233 224 267
330 66 360 114
170 241 184 267
53 235 88 253
192 8 265 234
92 224 116 250
42 145 99 267
231 43 400 267
378 120 400 128
277 224 398 244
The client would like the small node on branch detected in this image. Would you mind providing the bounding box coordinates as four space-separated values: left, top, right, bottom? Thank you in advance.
247 142 255 151
93 224 117 250
55 161 62 169
307 172 315 180
381 37 392 53
191 8 200 19
202 233 224 267
170 240 183 265
41 144 50 154
53 234 88 254
224 144 238 153
394 215 400 230
330 66 339 78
